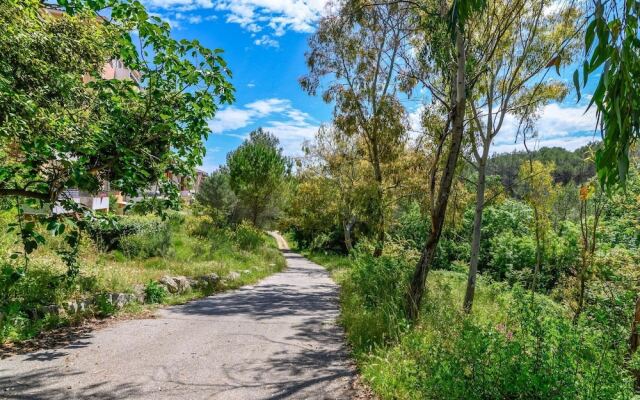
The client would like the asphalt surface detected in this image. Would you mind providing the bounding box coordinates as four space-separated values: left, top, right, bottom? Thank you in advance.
0 233 355 399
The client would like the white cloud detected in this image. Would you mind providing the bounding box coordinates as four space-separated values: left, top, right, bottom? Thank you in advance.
144 0 329 37
208 98 319 156
246 98 290 115
407 105 425 142
208 107 256 133
150 12 182 28
254 34 279 48
174 12 204 24
492 103 599 154
145 0 214 10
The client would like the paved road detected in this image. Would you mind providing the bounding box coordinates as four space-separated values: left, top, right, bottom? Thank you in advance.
0 234 355 399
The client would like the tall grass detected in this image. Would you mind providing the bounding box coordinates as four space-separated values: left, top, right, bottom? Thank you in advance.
0 212 285 343
305 243 635 400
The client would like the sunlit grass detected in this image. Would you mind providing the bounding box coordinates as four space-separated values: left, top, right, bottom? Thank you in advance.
0 214 286 343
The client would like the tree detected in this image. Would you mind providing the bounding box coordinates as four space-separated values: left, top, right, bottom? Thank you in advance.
195 168 237 226
517 160 557 291
405 0 486 320
305 125 373 251
462 0 576 312
283 173 342 250
301 0 410 256
574 180 605 321
0 0 234 269
575 0 640 189
227 128 288 227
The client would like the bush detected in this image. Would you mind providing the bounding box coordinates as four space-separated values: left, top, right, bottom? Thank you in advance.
234 221 264 250
185 214 215 238
362 285 634 400
120 224 171 258
89 213 172 258
89 215 172 258
342 248 413 350
144 280 167 304
94 293 117 317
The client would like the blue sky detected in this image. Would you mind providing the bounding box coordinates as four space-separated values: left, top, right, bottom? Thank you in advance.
140 0 600 173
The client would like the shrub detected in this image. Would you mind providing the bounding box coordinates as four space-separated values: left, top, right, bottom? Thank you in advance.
489 231 536 282
185 214 215 238
363 285 634 400
342 248 413 350
120 225 171 258
88 215 172 258
234 221 264 250
93 293 117 317
144 280 167 304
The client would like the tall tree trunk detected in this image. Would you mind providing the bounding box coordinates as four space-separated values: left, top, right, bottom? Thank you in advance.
372 154 385 257
463 160 486 313
406 30 466 321
343 216 355 252
530 206 542 291
251 204 259 226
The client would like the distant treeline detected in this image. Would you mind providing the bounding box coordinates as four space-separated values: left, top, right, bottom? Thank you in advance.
488 145 597 193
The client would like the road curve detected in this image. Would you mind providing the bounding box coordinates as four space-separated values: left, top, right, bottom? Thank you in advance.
0 233 355 399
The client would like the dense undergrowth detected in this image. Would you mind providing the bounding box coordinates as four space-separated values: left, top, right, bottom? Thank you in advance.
300 244 636 399
0 211 284 344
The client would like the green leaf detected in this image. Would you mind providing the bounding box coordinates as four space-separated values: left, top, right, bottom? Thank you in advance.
585 19 597 53
573 70 581 101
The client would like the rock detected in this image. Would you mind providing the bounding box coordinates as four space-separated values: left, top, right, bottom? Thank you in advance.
132 284 146 303
226 271 241 281
197 273 220 289
241 269 251 275
77 299 91 312
64 301 79 314
159 276 179 293
173 276 191 293
38 305 60 316
108 293 135 309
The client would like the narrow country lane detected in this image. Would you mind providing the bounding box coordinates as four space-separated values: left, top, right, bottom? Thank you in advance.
0 233 355 399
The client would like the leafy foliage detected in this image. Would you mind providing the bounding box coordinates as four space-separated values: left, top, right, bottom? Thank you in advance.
233 221 265 250
195 168 238 226
144 280 167 304
226 128 289 227
0 0 234 267
488 146 597 193
575 0 640 189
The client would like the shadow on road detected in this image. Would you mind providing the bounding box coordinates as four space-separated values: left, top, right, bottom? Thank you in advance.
169 255 341 322
0 324 96 360
0 249 355 399
0 367 141 399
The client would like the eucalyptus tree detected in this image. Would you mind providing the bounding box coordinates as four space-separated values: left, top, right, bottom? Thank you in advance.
462 0 579 312
575 0 640 189
518 160 558 292
574 180 605 321
0 0 233 271
300 0 411 256
305 125 369 251
403 0 485 320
